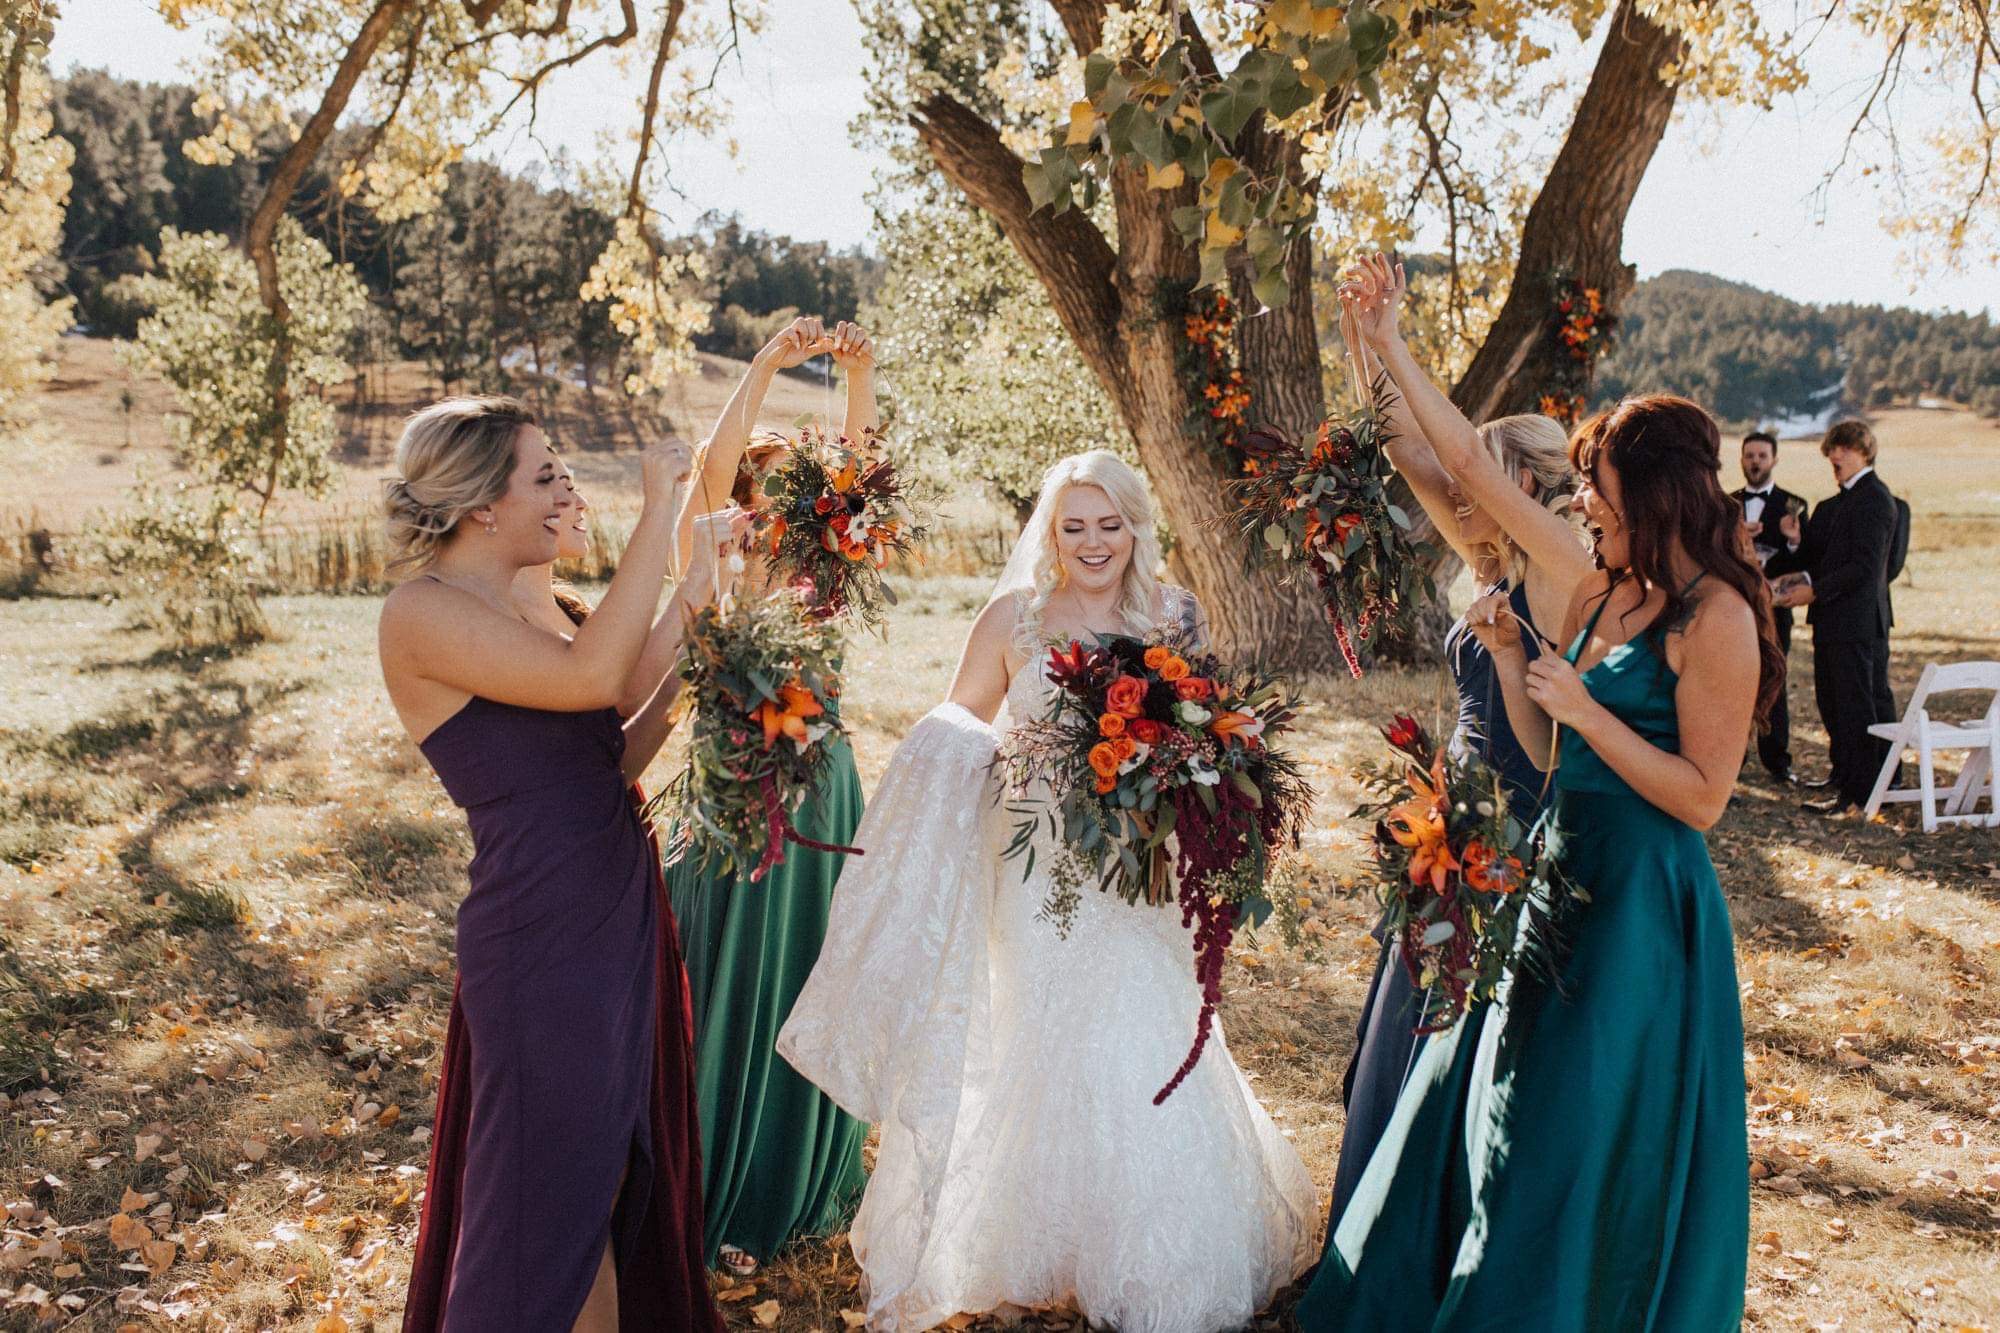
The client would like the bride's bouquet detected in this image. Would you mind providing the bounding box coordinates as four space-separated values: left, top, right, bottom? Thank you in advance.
998 632 1315 1103
1352 713 1584 1030
650 592 859 883
751 425 932 627
1226 401 1433 677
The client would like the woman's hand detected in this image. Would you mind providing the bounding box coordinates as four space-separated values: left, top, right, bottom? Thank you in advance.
829 320 874 373
1465 589 1523 657
758 316 831 370
1337 252 1406 350
641 437 695 510
1524 654 1597 727
680 506 752 607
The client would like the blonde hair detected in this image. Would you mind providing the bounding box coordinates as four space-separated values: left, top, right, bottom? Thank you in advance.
383 396 539 578
1024 450 1165 636
1475 413 1577 583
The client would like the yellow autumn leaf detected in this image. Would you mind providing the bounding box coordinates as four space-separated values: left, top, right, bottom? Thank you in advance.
1065 101 1097 146
1268 0 1315 35
1201 157 1239 199
1205 214 1245 248
1146 161 1185 191
1313 8 1345 36
751 1298 781 1327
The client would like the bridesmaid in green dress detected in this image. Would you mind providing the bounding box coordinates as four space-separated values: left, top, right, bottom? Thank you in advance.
667 316 873 1275
1301 256 1784 1330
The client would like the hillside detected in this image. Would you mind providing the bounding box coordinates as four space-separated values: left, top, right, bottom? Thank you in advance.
3 336 835 533
1597 269 2000 425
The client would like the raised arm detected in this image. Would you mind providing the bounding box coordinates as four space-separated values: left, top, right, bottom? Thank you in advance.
1339 293 1477 568
1344 254 1596 598
382 442 686 713
1466 588 1557 768
677 315 830 570
832 321 879 438
946 595 1022 724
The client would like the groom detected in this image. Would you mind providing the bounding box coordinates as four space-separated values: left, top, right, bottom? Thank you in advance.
1733 429 1806 783
1768 420 1900 816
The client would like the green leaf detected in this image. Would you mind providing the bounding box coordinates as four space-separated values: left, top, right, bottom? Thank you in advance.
1196 242 1230 290
1084 52 1114 97
1387 503 1411 528
1357 70 1383 109
1251 265 1290 313
1130 110 1170 165
1106 102 1139 157
1308 38 1358 88
1347 7 1400 69
1022 160 1058 213
1266 69 1316 120
1199 87 1255 142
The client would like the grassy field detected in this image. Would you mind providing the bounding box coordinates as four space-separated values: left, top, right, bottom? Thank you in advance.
0 393 1996 1329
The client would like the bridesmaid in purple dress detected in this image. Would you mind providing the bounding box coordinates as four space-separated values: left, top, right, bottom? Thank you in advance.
379 396 723 1333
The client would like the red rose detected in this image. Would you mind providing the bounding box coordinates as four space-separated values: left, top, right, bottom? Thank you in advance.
1127 719 1167 745
1385 713 1424 750
1105 675 1147 718
1173 676 1213 702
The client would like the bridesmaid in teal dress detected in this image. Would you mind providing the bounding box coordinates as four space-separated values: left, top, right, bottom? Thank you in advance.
666 316 873 1275
1302 257 1784 1330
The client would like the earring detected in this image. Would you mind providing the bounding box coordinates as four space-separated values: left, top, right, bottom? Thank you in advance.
483 517 497 535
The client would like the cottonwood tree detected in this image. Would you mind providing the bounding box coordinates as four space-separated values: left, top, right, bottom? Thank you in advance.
0 0 73 428
867 0 1998 660
143 0 751 500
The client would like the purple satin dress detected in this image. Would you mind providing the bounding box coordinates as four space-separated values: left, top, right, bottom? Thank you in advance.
408 696 718 1331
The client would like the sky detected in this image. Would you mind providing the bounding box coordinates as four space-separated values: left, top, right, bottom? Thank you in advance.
56 0 2000 318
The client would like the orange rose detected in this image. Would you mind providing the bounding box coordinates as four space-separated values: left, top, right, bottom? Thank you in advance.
1098 713 1127 738
1112 736 1138 762
1094 772 1117 795
1128 719 1167 745
1142 645 1172 670
1088 742 1122 779
1174 677 1213 702
1105 675 1147 718
1159 656 1189 682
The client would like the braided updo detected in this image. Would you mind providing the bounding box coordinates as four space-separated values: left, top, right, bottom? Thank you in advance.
383 396 539 578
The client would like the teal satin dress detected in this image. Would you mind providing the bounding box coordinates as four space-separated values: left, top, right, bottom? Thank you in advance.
1298 589 1748 1331
666 734 869 1266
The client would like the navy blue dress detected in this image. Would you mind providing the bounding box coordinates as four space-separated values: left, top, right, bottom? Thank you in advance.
1329 579 1547 1221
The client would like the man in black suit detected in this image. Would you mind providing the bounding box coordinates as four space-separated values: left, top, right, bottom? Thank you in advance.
1732 429 1807 783
1768 420 1900 816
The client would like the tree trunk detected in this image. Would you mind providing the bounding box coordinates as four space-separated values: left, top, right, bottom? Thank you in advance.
1449 0 1690 422
913 84 1335 666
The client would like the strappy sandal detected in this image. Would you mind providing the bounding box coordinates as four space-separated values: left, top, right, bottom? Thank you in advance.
718 1245 760 1278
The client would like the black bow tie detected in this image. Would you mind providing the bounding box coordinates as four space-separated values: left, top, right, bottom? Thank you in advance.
1745 488 1772 498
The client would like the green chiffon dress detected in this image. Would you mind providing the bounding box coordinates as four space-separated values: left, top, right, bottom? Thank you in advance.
1298 589 1748 1331
666 733 869 1267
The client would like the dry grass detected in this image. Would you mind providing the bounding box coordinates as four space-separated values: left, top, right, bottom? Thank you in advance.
0 404 1994 1329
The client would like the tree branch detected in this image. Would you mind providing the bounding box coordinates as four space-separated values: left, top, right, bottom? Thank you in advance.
912 89 1127 407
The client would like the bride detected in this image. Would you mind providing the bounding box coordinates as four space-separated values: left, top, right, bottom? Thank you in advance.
778 451 1316 1332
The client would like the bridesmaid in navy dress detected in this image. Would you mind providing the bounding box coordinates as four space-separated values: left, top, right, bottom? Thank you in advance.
378 396 722 1333
1325 296 1594 1220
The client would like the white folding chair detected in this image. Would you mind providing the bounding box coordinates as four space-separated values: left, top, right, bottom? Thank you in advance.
1863 661 2000 831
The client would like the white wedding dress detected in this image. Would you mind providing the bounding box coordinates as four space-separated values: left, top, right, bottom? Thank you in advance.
778 593 1317 1333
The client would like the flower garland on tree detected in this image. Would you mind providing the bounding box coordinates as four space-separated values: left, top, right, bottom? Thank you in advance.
1536 275 1617 425
1180 288 1253 466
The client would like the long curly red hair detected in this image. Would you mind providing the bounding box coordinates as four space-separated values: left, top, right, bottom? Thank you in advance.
1570 394 1785 731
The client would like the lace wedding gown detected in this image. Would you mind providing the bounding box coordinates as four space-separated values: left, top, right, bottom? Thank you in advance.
778 595 1316 1332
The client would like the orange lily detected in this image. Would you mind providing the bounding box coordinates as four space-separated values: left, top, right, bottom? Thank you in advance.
1208 709 1264 748
750 681 825 750
1386 755 1458 894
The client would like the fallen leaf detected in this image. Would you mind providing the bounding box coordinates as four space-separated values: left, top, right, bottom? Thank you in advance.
119 1187 147 1214
139 1237 175 1276
132 1133 164 1163
841 1313 867 1329
107 1213 151 1252
751 1298 781 1327
716 1284 761 1304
